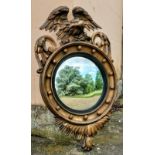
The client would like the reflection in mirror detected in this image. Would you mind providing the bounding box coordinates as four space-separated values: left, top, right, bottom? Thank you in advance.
54 56 105 111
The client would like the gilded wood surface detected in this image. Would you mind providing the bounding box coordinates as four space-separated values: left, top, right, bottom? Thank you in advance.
34 6 118 151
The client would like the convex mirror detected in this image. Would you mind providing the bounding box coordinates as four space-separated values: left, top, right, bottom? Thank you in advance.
53 55 107 114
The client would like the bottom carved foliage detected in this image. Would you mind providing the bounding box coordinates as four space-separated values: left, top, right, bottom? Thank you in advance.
55 112 111 150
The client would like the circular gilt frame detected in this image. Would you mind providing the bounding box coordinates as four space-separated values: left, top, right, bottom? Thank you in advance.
52 52 108 115
40 42 117 125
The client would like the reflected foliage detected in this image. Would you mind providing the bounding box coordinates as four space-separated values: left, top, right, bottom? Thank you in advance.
56 65 103 96
95 71 103 90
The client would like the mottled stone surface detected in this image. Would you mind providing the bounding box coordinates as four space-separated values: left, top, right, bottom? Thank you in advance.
31 98 123 155
116 80 123 100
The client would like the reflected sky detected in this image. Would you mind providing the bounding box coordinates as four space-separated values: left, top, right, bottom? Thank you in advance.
56 57 100 81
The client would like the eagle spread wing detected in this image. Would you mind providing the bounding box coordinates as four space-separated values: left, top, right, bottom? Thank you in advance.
72 6 101 31
40 6 69 32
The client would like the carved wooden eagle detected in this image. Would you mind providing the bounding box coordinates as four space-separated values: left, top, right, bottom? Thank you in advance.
40 6 101 44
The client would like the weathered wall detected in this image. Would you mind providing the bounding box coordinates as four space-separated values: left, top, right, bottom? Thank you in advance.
31 0 123 105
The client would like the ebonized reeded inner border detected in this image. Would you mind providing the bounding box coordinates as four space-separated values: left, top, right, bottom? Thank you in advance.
52 52 108 115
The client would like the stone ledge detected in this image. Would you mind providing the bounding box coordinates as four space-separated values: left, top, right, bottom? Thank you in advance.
31 98 123 155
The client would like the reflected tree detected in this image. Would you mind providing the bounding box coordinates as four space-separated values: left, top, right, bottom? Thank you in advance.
84 74 95 94
56 65 102 96
56 66 83 96
95 71 103 90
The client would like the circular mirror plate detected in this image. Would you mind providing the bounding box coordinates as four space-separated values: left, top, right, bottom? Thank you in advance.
53 54 107 114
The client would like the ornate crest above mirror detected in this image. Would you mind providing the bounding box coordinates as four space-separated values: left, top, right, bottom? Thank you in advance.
34 6 117 151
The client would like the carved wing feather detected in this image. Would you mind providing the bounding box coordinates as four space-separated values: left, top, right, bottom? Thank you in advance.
81 10 101 29
40 6 69 32
72 7 101 31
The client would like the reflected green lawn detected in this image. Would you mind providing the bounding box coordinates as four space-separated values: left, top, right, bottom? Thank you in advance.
59 90 103 110
60 89 102 98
